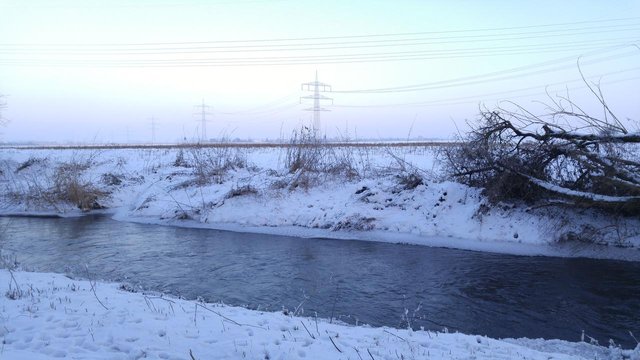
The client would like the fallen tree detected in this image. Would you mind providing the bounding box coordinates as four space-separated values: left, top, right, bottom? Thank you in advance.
443 80 640 215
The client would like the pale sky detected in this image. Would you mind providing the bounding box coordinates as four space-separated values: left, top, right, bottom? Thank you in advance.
0 0 639 143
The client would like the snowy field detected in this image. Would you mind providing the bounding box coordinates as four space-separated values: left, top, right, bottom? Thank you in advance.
2 269 637 360
1 145 639 259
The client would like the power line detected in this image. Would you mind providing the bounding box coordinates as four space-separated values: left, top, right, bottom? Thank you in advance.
408 75 640 108
334 67 640 109
2 27 637 55
1 41 635 68
1 16 637 47
2 36 634 60
333 48 640 94
0 0 291 10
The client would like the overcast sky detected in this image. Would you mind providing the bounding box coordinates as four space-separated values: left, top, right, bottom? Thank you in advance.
0 0 639 143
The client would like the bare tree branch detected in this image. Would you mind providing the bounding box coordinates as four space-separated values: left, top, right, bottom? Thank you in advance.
442 76 639 214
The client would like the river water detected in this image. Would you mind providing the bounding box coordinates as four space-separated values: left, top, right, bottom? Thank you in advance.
1 215 639 347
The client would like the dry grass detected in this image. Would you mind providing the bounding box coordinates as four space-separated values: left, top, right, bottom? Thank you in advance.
2 155 108 211
187 146 247 185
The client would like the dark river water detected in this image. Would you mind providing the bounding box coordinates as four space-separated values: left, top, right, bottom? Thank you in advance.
1 215 639 348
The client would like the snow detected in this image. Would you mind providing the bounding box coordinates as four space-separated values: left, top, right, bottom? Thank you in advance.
1 146 640 260
2 269 637 360
523 174 640 203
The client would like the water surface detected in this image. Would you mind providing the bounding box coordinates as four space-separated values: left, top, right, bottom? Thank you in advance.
1 215 638 347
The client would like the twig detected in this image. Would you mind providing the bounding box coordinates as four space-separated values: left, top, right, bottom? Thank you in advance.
300 320 316 339
144 295 175 315
384 329 407 342
328 335 342 353
189 349 197 360
367 348 376 360
82 265 109 310
145 295 176 304
144 296 157 313
353 347 364 360
195 303 264 329
89 279 109 311
7 268 21 296
293 292 308 316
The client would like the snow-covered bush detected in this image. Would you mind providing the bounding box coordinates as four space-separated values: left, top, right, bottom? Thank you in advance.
284 127 359 189
186 146 247 185
52 162 106 211
2 155 107 211
443 88 640 215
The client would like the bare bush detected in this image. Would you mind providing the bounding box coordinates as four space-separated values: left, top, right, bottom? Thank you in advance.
285 127 325 174
173 149 190 168
283 127 359 189
101 173 123 186
397 173 424 191
332 214 376 231
2 156 107 211
15 157 47 172
187 146 247 185
443 82 640 215
51 161 106 211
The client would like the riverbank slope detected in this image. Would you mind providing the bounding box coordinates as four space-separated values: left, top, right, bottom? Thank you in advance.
1 146 639 259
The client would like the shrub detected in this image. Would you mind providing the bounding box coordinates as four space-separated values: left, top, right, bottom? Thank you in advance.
173 149 190 168
187 146 247 185
442 88 640 215
101 173 123 186
283 127 360 189
15 157 46 172
52 164 106 211
397 172 424 190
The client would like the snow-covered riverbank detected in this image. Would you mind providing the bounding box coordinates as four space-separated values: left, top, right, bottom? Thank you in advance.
2 269 636 359
1 146 639 260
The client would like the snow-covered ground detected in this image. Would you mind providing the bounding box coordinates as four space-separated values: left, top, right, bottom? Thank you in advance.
2 269 637 360
1 146 639 260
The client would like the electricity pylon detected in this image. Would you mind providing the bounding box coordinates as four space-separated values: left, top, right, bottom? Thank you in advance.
301 71 332 137
194 99 212 142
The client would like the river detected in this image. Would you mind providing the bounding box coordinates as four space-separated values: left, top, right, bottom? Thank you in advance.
1 215 638 348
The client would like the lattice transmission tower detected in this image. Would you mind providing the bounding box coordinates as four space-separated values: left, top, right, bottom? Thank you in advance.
301 71 332 136
194 99 212 142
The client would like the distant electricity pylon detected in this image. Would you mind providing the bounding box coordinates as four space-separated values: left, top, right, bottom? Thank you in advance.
301 71 332 136
149 116 157 144
194 99 212 142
